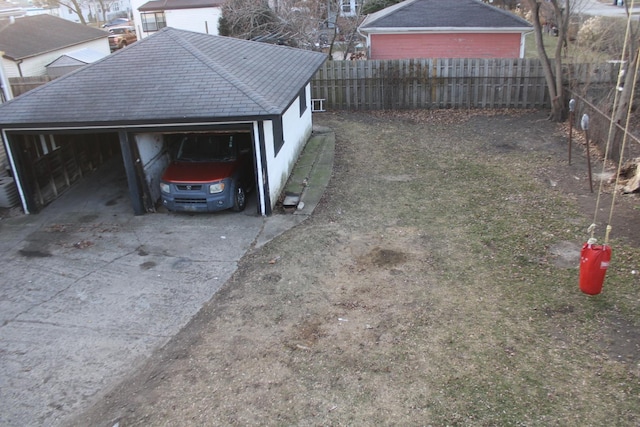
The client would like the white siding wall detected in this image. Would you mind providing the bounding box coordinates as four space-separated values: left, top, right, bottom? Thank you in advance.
2 38 110 77
265 83 313 210
1 59 20 80
131 3 222 39
166 8 222 35
129 0 146 37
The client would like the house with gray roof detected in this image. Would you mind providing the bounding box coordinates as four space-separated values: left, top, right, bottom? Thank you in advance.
132 0 225 39
0 27 327 216
0 14 110 77
358 0 532 59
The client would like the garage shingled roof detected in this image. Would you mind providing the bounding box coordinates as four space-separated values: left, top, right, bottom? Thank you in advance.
360 0 532 30
0 14 108 60
0 27 327 128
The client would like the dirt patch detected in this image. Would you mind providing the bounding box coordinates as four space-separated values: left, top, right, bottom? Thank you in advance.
69 110 640 426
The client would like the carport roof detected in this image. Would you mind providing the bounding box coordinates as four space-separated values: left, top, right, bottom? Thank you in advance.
360 0 532 31
0 27 327 129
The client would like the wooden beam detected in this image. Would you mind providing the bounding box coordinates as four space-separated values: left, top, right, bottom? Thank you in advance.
118 131 145 215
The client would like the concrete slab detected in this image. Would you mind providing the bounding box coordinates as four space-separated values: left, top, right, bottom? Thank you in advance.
0 193 264 426
0 126 335 426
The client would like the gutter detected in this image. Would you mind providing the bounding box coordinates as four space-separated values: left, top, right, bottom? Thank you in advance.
359 26 533 35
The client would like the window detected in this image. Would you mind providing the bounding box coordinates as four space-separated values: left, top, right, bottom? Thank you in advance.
273 120 284 155
141 12 166 32
340 0 361 15
340 0 360 15
299 86 307 117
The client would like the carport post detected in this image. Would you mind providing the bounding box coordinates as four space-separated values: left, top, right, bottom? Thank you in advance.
118 130 145 215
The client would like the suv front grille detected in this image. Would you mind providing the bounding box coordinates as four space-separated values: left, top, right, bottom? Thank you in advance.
177 184 202 191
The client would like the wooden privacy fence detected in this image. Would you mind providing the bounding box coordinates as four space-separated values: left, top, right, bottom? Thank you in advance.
311 59 620 110
9 76 51 97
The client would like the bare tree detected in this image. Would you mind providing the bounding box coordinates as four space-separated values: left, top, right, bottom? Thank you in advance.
273 0 328 49
218 0 281 40
322 0 368 59
219 0 364 57
612 2 640 130
523 0 570 122
48 0 87 25
95 0 124 23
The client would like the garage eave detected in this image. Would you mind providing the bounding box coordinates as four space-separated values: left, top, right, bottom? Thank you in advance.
0 114 283 133
360 26 532 35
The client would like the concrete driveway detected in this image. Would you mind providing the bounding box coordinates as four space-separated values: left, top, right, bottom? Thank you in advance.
582 0 639 16
0 160 266 425
0 127 334 427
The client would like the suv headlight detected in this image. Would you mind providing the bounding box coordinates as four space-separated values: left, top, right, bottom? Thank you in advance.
160 182 170 193
209 182 225 194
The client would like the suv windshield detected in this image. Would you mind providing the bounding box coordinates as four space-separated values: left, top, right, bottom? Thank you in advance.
176 134 236 162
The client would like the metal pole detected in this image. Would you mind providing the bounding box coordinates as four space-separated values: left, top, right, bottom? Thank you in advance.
568 99 576 165
585 129 593 193
581 113 593 193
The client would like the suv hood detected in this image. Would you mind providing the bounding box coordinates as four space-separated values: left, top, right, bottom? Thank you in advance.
161 161 236 183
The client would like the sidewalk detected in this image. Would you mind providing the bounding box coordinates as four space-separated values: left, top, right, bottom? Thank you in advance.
255 125 335 248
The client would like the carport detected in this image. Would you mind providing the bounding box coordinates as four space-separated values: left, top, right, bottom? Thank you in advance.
0 28 327 216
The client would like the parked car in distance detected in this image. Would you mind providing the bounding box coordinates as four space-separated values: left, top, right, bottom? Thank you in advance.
108 26 137 51
160 133 254 213
102 17 130 28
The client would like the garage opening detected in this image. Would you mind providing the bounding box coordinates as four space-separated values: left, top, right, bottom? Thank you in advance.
158 130 259 214
8 132 122 213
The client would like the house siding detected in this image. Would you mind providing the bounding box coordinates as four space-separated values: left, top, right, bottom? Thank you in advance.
369 32 523 60
265 84 313 209
165 8 222 35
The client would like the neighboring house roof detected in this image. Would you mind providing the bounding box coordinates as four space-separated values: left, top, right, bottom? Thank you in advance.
0 14 108 61
45 48 107 67
0 27 327 128
360 0 532 32
138 0 224 11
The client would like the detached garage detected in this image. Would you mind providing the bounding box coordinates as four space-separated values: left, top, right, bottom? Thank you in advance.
358 0 532 60
0 28 327 216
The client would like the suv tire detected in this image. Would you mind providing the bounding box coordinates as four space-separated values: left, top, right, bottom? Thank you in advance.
232 185 246 212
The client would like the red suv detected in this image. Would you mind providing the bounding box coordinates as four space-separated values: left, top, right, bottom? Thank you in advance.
160 133 254 213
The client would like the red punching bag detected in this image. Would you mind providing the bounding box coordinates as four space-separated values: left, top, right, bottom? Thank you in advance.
579 242 612 295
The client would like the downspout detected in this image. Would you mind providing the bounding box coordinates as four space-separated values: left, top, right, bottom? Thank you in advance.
356 26 369 58
521 30 533 59
0 51 14 102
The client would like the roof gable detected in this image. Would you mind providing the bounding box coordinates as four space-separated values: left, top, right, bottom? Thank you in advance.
360 0 531 31
0 15 108 60
46 48 106 67
0 28 327 128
